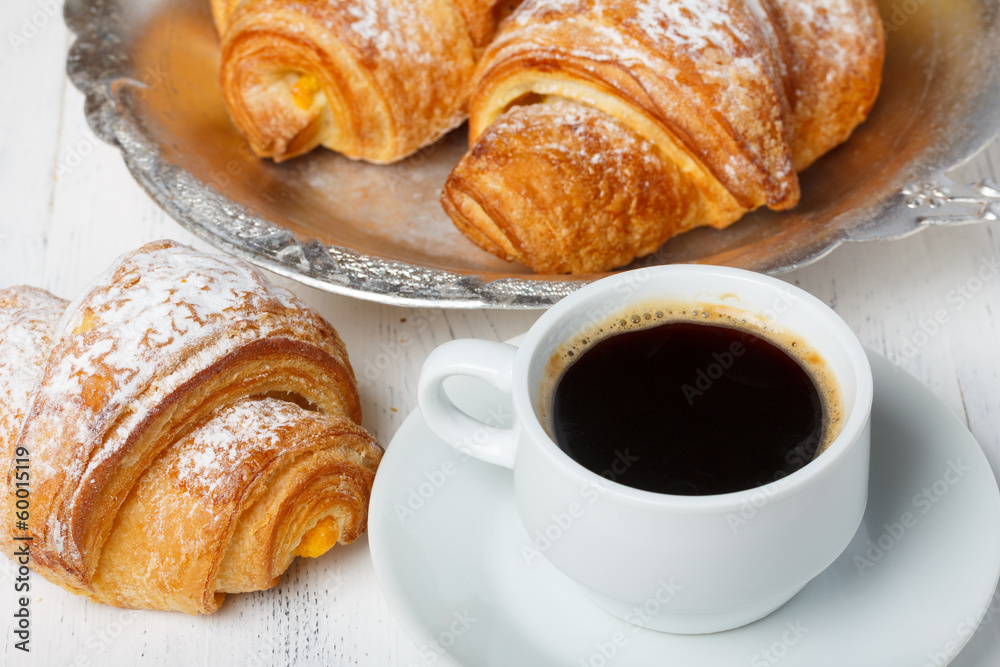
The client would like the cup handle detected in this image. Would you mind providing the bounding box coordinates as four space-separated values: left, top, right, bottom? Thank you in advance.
417 339 518 469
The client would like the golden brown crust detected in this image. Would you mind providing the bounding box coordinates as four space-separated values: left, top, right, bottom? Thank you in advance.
765 0 886 170
209 0 243 35
443 0 885 274
445 102 708 274
216 0 518 163
92 398 381 614
467 0 803 211
453 0 524 51
1 242 381 613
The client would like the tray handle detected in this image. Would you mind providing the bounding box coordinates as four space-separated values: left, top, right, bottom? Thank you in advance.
900 174 1000 227
843 172 1000 244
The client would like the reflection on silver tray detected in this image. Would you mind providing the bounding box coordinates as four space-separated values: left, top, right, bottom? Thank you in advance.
65 0 1000 308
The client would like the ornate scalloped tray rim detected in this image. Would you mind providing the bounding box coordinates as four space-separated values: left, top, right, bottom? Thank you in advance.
63 0 1000 309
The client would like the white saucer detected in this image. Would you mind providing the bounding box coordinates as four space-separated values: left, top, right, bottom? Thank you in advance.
369 346 1000 667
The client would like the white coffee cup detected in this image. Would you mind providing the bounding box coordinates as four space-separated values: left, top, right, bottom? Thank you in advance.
417 265 872 634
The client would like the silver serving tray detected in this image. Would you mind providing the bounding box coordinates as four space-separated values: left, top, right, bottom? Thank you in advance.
66 0 1000 308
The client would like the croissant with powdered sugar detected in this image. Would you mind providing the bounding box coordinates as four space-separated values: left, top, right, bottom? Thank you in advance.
443 0 886 273
213 0 521 163
0 241 382 614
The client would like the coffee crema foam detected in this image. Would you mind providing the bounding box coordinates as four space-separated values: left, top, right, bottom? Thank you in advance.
539 302 845 465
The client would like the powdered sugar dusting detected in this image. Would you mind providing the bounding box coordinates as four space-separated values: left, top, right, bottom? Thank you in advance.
634 0 751 53
0 287 67 450
344 2 396 55
322 0 456 68
508 3 659 70
766 0 883 166
174 398 304 495
503 0 767 77
773 0 866 68
492 101 665 179
43 244 300 419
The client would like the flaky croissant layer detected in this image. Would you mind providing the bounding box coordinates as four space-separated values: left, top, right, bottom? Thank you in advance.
214 0 518 163
1 242 382 614
444 0 885 274
444 102 711 274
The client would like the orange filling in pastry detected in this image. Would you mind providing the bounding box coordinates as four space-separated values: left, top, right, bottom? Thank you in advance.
290 73 320 111
293 515 341 558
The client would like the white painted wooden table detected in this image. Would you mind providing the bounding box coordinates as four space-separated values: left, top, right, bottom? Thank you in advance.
2 2 999 665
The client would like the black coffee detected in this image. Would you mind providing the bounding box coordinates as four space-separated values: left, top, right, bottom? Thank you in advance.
550 320 829 495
